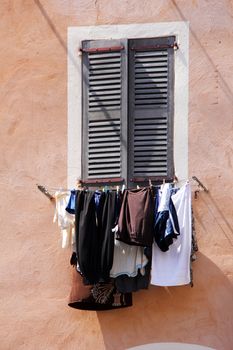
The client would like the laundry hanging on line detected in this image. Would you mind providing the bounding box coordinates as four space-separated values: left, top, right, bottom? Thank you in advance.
53 182 198 310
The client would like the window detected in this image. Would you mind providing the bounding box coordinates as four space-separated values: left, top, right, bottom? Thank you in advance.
67 23 189 188
81 36 176 187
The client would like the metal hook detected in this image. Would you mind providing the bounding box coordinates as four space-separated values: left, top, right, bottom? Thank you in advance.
37 184 54 201
192 176 209 192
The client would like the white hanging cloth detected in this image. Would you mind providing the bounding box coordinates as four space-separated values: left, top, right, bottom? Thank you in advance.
53 191 75 249
151 182 192 286
110 231 148 278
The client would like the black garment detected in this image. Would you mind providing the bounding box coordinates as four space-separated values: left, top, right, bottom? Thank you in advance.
75 190 121 285
68 267 132 311
99 191 119 281
117 187 154 247
75 191 101 284
154 187 180 252
154 211 174 251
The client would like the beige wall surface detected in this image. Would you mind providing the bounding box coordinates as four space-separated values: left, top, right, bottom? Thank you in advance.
0 1 232 350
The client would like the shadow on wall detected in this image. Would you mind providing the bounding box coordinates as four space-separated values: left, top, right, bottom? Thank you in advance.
34 0 233 107
96 252 233 350
197 192 233 247
170 0 233 105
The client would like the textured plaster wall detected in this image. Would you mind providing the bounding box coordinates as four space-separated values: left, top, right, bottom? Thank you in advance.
0 1 232 350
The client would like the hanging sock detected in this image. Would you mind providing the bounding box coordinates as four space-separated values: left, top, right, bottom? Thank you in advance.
65 190 77 214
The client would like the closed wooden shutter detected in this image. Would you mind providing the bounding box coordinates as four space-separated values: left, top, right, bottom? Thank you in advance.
82 37 175 186
128 37 175 187
82 39 128 184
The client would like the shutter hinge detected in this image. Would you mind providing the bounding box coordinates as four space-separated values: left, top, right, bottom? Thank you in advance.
80 46 124 53
130 42 179 51
81 177 124 185
130 177 175 183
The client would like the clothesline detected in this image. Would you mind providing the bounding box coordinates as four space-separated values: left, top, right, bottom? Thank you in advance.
52 182 198 310
37 176 209 201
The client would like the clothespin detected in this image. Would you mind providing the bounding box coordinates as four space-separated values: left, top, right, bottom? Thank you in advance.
159 178 166 192
149 179 152 187
116 185 119 193
76 179 83 190
172 175 178 188
121 184 125 193
137 185 140 189
173 175 178 183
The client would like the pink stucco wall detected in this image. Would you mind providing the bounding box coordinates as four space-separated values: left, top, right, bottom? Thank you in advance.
0 1 232 349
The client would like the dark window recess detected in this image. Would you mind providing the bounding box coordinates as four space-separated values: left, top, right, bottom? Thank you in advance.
82 37 175 187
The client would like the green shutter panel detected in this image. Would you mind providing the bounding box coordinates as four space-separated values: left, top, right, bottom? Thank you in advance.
82 39 128 183
128 37 175 186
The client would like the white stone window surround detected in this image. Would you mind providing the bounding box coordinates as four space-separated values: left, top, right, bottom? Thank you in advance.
67 22 189 187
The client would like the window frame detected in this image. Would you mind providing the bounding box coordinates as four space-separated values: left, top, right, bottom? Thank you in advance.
68 22 189 188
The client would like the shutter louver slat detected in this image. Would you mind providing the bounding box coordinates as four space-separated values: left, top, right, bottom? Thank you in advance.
135 51 168 57
135 83 167 89
89 90 121 96
88 53 121 59
135 68 168 73
135 61 167 67
89 79 121 87
89 84 121 91
135 93 167 99
135 57 168 63
89 63 121 70
89 74 121 80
